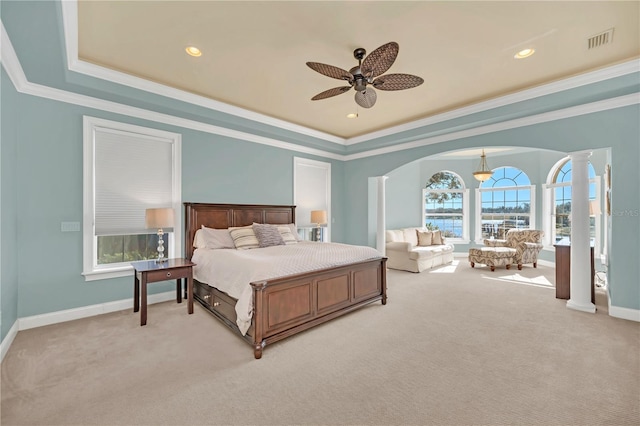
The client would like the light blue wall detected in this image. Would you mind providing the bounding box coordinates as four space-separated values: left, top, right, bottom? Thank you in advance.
6 89 344 319
344 106 640 310
1 69 19 341
386 161 421 229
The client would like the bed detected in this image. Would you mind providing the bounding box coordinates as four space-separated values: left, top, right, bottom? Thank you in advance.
184 203 387 359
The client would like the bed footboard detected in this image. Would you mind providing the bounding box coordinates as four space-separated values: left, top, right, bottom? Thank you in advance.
250 257 387 359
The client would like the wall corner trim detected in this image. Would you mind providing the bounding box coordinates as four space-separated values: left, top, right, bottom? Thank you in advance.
0 320 19 363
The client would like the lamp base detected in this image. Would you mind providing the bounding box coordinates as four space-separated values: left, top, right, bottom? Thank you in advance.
155 257 168 264
312 226 324 242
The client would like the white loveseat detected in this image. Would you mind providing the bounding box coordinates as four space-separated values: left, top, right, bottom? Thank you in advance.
385 227 455 273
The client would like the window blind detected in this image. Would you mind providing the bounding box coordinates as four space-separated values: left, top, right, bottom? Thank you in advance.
94 127 174 236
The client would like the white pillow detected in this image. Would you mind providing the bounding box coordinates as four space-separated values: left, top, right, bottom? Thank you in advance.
194 225 235 249
193 229 207 249
277 226 298 245
287 223 301 241
402 228 419 247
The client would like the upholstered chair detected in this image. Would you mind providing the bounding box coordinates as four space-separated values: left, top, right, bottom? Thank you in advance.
484 229 544 269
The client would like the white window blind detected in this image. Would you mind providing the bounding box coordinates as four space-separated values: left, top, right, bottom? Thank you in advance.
94 127 174 236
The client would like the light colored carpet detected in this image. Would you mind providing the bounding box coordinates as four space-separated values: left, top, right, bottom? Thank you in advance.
2 261 639 425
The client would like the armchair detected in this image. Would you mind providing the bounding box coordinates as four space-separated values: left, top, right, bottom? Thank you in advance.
484 229 544 269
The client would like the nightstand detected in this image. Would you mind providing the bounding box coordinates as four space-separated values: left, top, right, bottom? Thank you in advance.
131 258 195 326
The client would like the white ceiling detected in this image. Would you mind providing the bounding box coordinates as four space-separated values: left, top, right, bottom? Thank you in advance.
77 1 639 139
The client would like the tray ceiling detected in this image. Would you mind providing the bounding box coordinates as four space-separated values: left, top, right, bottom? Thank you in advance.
77 1 639 139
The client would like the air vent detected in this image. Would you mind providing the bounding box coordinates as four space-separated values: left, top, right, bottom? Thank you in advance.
588 28 614 49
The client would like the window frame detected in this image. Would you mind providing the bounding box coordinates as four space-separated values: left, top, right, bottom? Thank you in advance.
543 157 601 253
474 167 535 243
82 116 182 281
422 171 470 243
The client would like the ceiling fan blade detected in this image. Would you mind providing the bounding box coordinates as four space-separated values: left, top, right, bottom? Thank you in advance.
361 42 399 78
372 73 424 91
306 62 353 81
311 86 352 101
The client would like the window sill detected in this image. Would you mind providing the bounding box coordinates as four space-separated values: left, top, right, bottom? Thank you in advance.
82 266 134 282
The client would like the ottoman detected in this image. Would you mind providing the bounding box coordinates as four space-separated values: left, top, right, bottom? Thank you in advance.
468 247 516 271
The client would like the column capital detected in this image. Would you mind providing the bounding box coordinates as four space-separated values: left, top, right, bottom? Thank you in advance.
568 150 593 160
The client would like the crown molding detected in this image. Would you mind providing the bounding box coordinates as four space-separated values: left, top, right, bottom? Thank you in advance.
2 21 343 161
343 93 640 161
60 1 346 146
345 59 640 146
61 0 639 148
3 19 639 164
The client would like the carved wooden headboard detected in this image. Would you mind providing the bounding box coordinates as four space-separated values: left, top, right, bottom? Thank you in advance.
183 203 296 259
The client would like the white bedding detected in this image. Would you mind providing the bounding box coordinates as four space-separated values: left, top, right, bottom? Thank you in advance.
191 241 382 335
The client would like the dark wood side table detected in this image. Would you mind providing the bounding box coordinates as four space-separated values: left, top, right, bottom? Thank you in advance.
554 244 594 303
131 258 195 326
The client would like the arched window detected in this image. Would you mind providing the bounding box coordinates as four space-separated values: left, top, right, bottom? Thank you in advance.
423 171 469 241
547 158 598 247
477 167 534 240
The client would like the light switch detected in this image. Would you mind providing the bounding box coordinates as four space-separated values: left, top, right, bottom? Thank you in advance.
61 222 80 232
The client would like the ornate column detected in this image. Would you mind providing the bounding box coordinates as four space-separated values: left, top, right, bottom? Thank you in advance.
376 176 389 255
567 150 596 313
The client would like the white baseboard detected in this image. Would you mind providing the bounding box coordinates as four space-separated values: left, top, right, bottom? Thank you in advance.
1 320 19 363
18 291 176 331
609 305 640 322
606 287 640 322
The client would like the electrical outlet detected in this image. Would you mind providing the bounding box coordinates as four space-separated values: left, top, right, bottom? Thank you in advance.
61 221 80 232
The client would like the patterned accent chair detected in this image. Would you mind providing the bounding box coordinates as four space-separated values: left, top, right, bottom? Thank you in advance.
469 229 544 271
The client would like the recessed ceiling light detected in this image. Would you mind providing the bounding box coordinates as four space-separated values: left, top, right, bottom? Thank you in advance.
514 48 535 59
185 46 202 57
346 113 358 119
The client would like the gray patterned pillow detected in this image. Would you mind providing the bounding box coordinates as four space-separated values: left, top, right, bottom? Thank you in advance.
252 223 285 248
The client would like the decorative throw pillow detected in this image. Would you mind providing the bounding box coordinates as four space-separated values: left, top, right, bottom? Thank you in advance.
199 225 235 249
277 226 298 245
385 229 404 243
432 230 443 245
229 226 260 250
402 228 419 246
252 223 285 248
417 230 433 246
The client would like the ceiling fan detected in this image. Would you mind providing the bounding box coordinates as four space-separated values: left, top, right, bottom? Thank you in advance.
306 41 424 109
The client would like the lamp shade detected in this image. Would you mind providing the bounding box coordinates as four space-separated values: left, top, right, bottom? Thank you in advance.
145 208 175 229
589 200 601 216
310 210 327 225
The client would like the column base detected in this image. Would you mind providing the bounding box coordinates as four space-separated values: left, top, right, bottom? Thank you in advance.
566 299 596 313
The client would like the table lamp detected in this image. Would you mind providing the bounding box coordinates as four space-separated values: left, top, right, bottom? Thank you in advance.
145 208 175 262
310 210 327 241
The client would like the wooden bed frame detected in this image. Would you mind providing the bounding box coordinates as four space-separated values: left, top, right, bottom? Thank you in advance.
184 203 387 359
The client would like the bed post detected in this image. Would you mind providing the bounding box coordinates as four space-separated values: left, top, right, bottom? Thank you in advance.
381 258 388 305
251 280 267 359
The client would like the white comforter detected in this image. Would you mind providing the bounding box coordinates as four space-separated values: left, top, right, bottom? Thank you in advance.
191 241 382 335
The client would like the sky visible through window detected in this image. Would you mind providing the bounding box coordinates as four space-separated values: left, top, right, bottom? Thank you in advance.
553 160 597 243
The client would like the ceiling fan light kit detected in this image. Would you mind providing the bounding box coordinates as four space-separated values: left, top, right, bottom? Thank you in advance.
307 41 423 109
355 88 377 108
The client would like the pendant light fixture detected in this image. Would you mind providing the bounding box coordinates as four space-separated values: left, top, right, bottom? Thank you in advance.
473 149 493 182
